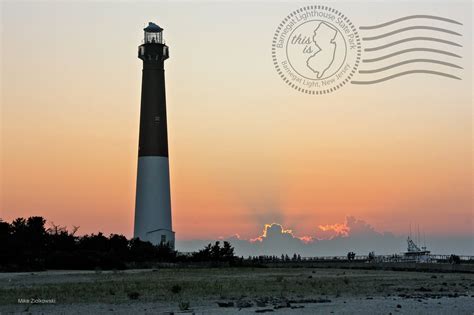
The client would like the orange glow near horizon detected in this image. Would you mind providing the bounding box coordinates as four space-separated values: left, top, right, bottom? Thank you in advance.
318 224 349 238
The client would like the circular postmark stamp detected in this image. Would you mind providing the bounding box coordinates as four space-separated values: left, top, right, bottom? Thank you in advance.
272 6 361 94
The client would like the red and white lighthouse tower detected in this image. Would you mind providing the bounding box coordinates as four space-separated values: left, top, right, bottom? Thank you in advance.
134 22 175 248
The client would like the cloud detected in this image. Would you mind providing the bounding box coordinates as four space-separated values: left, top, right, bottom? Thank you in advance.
244 223 306 256
176 216 474 257
316 223 349 239
344 216 379 237
314 216 379 240
250 223 295 242
252 223 316 244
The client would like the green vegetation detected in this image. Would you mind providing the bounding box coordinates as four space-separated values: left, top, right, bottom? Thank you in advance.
0 268 472 306
0 217 237 271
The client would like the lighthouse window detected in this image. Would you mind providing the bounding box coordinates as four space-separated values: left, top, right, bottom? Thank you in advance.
161 235 166 244
145 32 162 44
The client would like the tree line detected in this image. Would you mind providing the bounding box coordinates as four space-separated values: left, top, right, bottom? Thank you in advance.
0 216 237 271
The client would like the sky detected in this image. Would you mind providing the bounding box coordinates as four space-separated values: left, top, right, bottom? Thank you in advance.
1 1 472 255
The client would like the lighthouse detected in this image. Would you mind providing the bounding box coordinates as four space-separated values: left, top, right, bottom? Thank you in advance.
134 22 175 248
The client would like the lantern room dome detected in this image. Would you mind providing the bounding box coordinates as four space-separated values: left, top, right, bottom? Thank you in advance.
144 22 163 33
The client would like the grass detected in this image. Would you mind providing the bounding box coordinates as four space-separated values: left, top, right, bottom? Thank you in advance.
0 268 471 305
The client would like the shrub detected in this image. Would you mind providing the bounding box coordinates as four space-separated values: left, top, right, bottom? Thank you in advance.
179 301 190 311
0 216 235 271
127 291 140 300
171 284 182 294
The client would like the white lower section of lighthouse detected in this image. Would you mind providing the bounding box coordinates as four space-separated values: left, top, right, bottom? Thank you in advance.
134 156 175 248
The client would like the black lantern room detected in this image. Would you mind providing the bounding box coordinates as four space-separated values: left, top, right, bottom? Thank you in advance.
144 22 163 44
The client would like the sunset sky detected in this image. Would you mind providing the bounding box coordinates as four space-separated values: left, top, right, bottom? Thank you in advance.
1 1 472 250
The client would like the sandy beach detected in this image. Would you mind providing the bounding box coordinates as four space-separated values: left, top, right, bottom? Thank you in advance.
0 268 472 314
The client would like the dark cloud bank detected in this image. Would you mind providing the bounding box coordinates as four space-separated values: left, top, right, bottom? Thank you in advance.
177 217 473 257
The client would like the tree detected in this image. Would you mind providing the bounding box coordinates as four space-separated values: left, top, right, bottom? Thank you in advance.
11 218 27 245
1 216 238 271
0 219 10 242
156 242 177 261
109 234 129 259
221 241 235 261
47 227 77 251
26 216 47 250
0 219 11 267
193 243 212 261
129 238 158 262
211 241 221 260
79 232 110 252
193 241 236 262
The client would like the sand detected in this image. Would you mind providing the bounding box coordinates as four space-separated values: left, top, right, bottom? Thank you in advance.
0 268 472 314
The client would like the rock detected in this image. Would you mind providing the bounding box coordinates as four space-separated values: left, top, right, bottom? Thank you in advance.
291 306 304 309
396 304 402 308
127 291 140 300
274 302 290 309
255 309 274 313
237 300 253 308
217 302 234 307
288 298 331 304
256 297 269 306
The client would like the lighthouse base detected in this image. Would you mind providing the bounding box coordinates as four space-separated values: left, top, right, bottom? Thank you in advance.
146 229 175 248
134 156 175 249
